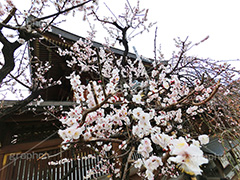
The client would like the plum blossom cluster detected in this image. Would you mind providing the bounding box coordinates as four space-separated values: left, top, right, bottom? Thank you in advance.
134 134 209 179
31 60 62 89
55 35 219 179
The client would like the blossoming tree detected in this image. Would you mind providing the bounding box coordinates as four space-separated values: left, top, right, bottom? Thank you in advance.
0 0 240 179
56 2 240 180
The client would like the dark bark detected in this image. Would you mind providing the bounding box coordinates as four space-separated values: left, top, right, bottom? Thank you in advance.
0 8 17 31
0 7 20 84
0 34 21 83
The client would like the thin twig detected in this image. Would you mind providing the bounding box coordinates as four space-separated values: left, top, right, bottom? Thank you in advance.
42 0 68 32
80 93 112 124
122 146 135 180
96 48 107 98
154 27 158 61
103 2 123 27
9 74 31 90
32 0 94 22
192 79 221 106
90 80 99 105
169 37 189 75
126 0 134 13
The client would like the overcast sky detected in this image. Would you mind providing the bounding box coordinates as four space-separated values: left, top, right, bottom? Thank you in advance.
132 0 240 61
12 0 240 66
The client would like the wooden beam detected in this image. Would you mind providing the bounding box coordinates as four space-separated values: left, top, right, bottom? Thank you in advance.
0 138 62 154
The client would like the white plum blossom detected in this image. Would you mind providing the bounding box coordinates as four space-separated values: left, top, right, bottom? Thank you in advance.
132 93 143 104
134 159 143 169
61 138 71 150
223 89 230 96
119 140 127 150
206 87 212 94
151 133 172 150
191 139 200 147
102 143 112 152
139 112 151 122
174 108 182 123
132 107 144 119
198 134 209 145
163 80 170 89
169 137 189 155
195 85 204 91
132 125 144 138
144 155 163 171
149 109 155 119
72 126 84 139
137 138 153 158
186 106 198 116
0 3 4 16
169 144 208 175
70 73 81 90
58 129 68 140
145 169 154 180
83 131 92 140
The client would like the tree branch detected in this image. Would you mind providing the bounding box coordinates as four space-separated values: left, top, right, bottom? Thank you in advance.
80 93 113 125
42 0 68 32
0 31 21 83
192 79 221 106
122 146 135 180
0 7 17 30
169 37 188 75
32 0 94 23
92 11 130 66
